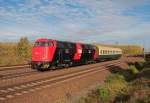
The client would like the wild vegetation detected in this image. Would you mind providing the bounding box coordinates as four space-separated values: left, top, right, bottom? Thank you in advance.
0 37 32 66
71 60 150 103
116 45 144 55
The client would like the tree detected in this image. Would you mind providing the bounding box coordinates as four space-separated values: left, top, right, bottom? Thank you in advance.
17 37 31 59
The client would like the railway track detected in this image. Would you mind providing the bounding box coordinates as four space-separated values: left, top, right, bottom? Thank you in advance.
0 61 121 101
0 64 30 71
0 70 38 80
0 60 118 81
0 60 116 81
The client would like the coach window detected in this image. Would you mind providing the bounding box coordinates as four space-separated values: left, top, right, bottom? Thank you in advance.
110 51 111 54
100 50 102 54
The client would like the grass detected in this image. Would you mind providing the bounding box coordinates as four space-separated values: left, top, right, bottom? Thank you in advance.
135 59 146 71
0 37 32 66
129 65 139 74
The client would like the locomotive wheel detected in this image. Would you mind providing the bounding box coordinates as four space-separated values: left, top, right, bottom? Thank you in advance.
37 68 44 71
31 66 36 69
69 62 73 67
64 64 69 68
51 65 56 70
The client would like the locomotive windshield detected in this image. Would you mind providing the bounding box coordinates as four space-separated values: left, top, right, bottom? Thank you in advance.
34 42 52 46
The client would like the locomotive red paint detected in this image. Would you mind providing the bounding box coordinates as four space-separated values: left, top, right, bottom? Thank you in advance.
73 43 82 60
31 39 122 70
32 39 56 62
31 38 122 71
31 38 97 70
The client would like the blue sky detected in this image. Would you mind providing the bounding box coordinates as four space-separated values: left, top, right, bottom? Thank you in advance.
0 0 150 50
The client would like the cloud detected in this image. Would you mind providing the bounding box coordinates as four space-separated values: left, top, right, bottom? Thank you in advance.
0 0 150 49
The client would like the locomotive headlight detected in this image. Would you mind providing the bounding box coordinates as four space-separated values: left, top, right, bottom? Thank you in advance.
78 49 82 53
42 64 49 69
88 50 91 53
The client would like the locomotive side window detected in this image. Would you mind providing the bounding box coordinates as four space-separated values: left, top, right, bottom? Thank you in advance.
67 43 76 49
34 42 52 46
67 43 72 48
57 42 65 48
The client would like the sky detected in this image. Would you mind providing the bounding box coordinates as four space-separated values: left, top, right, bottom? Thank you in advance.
0 0 150 51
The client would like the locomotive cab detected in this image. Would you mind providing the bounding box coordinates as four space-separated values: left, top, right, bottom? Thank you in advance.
32 39 56 70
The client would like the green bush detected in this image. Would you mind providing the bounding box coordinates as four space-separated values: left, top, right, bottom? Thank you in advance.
98 87 110 102
135 99 145 103
135 60 145 71
99 74 128 102
105 73 125 83
129 65 139 74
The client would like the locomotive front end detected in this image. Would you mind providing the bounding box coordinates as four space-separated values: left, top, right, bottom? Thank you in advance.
31 39 56 70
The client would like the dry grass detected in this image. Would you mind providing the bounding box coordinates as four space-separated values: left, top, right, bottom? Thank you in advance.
0 37 32 66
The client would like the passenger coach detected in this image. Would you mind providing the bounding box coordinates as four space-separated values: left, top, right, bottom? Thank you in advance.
94 45 122 61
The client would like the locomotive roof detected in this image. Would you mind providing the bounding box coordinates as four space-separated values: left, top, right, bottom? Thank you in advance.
35 38 94 46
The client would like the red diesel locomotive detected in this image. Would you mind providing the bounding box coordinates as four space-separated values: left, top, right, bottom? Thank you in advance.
32 38 98 70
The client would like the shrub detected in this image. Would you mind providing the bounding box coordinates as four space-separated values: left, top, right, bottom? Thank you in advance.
129 65 139 74
105 73 125 83
135 99 145 103
98 87 110 102
17 37 32 60
99 74 128 102
135 60 145 71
